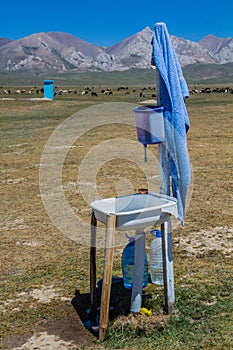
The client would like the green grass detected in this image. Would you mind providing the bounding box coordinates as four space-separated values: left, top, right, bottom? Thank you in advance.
104 253 232 349
0 68 157 87
183 62 233 84
1 63 233 87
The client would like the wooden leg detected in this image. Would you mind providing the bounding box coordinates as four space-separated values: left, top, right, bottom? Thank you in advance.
130 231 145 313
161 219 175 314
90 211 97 306
99 214 116 341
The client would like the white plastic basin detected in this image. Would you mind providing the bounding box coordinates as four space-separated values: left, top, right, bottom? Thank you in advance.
91 192 178 231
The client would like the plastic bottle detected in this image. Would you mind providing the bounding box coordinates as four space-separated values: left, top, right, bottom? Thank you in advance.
121 235 148 289
150 229 164 285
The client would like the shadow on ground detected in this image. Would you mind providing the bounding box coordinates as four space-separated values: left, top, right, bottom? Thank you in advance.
71 277 133 336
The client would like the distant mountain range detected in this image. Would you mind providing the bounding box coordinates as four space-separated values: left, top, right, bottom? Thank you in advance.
0 27 233 75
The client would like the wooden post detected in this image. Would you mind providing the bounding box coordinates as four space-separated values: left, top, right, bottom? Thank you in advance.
161 219 175 314
99 214 116 341
130 231 146 313
90 211 97 306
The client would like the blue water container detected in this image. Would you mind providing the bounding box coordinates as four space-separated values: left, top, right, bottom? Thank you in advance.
121 235 148 289
133 105 165 146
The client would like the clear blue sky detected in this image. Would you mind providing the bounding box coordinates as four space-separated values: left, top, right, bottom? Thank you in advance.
1 0 232 46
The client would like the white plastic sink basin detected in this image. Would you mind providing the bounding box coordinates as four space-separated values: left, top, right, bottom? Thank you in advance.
91 192 178 231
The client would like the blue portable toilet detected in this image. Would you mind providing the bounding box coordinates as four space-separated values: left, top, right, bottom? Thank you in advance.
44 80 54 100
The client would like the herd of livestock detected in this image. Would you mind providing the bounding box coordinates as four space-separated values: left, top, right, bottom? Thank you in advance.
0 85 150 97
1 85 233 98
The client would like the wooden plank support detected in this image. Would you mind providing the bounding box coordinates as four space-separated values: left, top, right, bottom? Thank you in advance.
161 219 175 314
99 214 116 341
90 210 97 306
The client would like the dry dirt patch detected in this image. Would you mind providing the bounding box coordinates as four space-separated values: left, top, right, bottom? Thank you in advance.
174 226 233 257
1 285 101 350
0 285 70 313
12 332 78 350
3 314 101 350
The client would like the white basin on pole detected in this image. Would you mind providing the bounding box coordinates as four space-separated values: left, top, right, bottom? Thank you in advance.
91 191 178 231
90 191 178 329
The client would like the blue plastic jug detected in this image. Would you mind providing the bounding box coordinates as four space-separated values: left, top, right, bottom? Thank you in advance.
121 235 148 289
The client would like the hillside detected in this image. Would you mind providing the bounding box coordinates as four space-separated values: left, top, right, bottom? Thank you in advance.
199 35 233 63
183 62 233 84
0 28 233 77
1 64 233 87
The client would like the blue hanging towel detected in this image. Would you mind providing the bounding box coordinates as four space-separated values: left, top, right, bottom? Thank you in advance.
151 22 191 225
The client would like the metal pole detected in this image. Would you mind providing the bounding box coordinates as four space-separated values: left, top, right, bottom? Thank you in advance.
90 211 97 306
130 231 146 313
161 219 175 313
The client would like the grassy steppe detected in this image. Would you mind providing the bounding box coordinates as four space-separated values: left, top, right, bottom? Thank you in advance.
0 86 232 349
